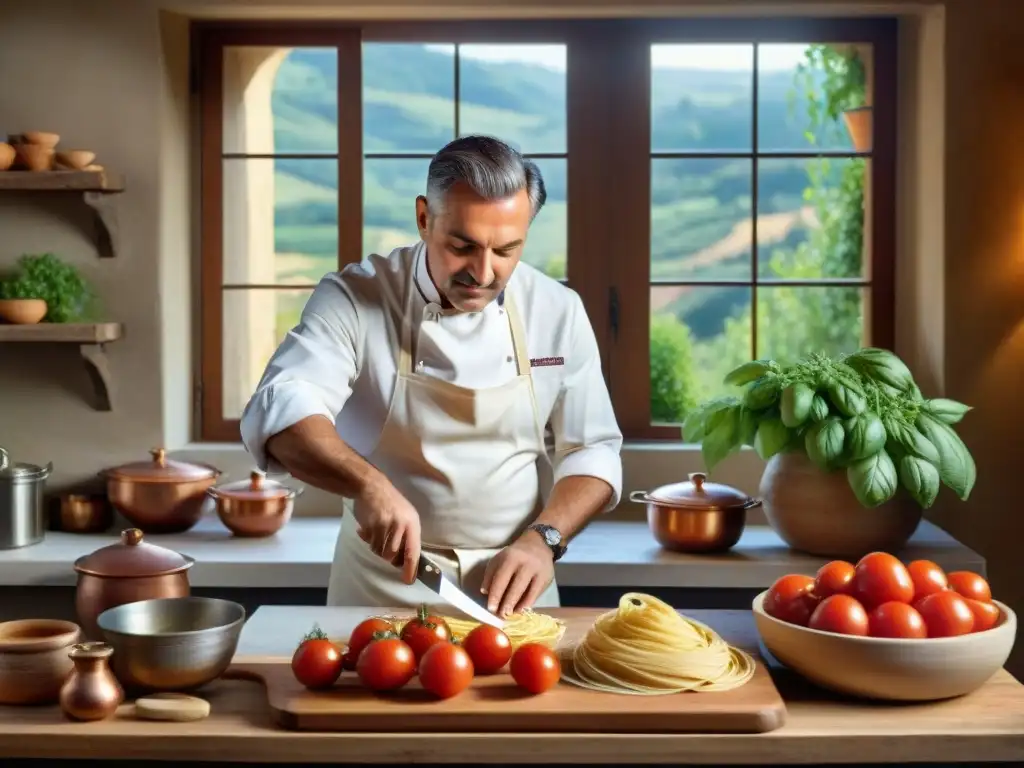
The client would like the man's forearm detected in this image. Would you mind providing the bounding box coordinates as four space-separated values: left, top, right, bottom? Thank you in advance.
265 415 386 499
529 475 613 541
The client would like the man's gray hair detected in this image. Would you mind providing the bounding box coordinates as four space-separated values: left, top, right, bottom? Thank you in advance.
424 135 547 220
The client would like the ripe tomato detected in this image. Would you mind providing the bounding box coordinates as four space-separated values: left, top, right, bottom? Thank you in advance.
764 574 818 626
808 595 869 636
510 643 561 694
418 642 475 699
947 571 993 604
965 598 1001 633
852 552 914 609
814 560 856 598
400 605 452 663
356 636 416 691
344 617 396 670
291 635 344 690
462 625 513 674
906 560 948 601
868 601 927 639
915 591 975 637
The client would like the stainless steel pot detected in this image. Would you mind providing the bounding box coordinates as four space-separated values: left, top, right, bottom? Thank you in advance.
0 445 53 550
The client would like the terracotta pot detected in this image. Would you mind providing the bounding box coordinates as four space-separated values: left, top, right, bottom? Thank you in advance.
0 299 47 324
73 528 194 640
0 619 82 705
208 470 301 537
759 452 922 560
100 448 221 533
630 472 759 553
0 143 15 171
843 106 872 152
15 143 54 171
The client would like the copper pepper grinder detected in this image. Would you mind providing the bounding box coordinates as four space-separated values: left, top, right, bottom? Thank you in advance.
59 642 124 721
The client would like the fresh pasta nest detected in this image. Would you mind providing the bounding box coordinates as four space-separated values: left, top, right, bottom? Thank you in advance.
376 609 566 651
559 592 756 695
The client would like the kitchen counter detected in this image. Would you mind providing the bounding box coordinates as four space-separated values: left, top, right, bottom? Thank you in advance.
0 605 1021 765
0 516 985 589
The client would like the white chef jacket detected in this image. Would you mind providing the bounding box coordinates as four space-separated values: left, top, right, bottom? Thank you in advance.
239 243 624 509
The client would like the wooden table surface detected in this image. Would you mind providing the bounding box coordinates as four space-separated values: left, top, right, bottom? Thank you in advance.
0 606 1022 765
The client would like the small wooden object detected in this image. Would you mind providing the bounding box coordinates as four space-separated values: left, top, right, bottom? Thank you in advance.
135 693 211 722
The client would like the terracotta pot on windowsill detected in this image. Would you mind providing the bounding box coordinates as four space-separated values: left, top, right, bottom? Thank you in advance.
759 451 922 560
0 299 47 325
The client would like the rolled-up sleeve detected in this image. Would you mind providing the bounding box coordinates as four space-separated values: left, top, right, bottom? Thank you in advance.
239 275 362 474
548 292 624 511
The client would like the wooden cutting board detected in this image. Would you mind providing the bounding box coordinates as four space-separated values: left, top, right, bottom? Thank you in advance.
228 656 787 734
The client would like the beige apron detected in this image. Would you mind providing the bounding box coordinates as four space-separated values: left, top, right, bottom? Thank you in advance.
327 258 559 611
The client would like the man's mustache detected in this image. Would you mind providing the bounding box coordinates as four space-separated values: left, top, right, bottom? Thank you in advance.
451 271 495 289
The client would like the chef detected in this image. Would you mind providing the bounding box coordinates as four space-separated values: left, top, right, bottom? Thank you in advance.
240 135 622 618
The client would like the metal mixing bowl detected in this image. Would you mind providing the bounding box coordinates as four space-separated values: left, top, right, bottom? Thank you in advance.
96 596 245 693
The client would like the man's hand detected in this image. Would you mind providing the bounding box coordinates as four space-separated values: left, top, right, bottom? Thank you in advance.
353 478 422 585
481 533 555 618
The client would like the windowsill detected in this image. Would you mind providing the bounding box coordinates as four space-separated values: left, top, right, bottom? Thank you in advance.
0 517 983 590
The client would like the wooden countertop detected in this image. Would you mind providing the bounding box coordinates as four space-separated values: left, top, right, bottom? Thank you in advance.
0 606 1022 764
0 516 984 590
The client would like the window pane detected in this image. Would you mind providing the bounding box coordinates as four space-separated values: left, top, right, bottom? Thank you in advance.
364 157 431 256
363 43 456 153
757 43 872 152
756 286 866 364
651 44 753 153
651 285 752 426
525 158 566 280
221 288 314 419
223 46 338 155
223 158 338 285
457 44 567 154
652 158 753 281
756 157 867 279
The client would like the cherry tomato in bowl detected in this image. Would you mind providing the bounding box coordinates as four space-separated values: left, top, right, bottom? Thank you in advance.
852 552 915 610
947 571 992 604
763 574 818 626
906 559 948 601
814 560 855 599
915 591 975 638
808 595 869 636
868 601 927 639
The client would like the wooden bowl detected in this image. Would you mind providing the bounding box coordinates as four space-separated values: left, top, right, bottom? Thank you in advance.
0 299 47 324
0 619 82 705
56 150 96 170
21 131 60 148
15 143 54 172
0 143 14 171
752 590 1016 702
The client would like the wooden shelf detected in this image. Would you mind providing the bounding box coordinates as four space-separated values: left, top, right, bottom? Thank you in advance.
0 322 123 410
0 170 124 258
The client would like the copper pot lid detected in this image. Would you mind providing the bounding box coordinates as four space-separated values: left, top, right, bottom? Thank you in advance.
209 470 296 501
637 472 758 510
73 528 195 578
104 448 218 483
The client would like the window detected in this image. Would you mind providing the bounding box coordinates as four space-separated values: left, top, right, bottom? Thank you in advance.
196 19 896 444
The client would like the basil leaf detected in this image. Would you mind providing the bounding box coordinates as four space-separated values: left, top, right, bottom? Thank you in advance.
885 415 940 465
724 360 774 386
827 380 867 417
916 412 977 500
701 405 742 471
681 409 707 443
739 407 759 447
754 417 792 461
844 412 887 461
743 376 782 411
844 347 916 394
898 455 941 509
809 394 830 422
847 449 898 508
780 383 815 428
805 417 846 471
922 398 973 425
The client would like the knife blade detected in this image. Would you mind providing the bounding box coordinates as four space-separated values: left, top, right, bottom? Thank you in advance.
416 554 505 629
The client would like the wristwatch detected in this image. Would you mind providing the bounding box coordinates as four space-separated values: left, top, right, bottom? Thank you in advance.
527 523 567 561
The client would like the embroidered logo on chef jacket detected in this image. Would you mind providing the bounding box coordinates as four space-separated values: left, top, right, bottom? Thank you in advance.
530 357 565 368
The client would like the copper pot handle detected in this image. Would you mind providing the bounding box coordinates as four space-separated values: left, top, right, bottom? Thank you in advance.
629 490 649 503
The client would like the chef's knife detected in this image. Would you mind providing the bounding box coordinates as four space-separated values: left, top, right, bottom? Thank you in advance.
416 554 505 629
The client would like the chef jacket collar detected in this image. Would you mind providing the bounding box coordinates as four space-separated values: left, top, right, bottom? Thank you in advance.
413 242 507 313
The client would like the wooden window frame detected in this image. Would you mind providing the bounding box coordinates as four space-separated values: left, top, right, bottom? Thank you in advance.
193 17 897 444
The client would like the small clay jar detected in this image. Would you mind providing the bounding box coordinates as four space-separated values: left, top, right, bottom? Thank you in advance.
59 642 124 721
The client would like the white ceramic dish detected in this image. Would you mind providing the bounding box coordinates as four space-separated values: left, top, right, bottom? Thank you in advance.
752 590 1016 701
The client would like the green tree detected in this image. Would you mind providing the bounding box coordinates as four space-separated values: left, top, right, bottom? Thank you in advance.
650 314 699 423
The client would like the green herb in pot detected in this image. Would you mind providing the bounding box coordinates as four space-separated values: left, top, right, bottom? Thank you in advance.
0 253 95 323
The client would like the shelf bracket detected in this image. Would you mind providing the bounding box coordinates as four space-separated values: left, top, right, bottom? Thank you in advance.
82 191 119 259
79 343 113 411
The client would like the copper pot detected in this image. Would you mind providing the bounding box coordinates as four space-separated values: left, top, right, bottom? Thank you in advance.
100 448 220 533
73 528 194 640
630 472 761 553
208 470 301 538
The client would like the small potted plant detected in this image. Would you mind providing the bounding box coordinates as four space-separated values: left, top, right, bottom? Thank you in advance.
684 348 975 559
0 253 95 324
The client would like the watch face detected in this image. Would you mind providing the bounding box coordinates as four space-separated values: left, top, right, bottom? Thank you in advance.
543 528 561 546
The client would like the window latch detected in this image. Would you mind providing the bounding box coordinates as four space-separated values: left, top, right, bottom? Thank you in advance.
609 286 620 341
